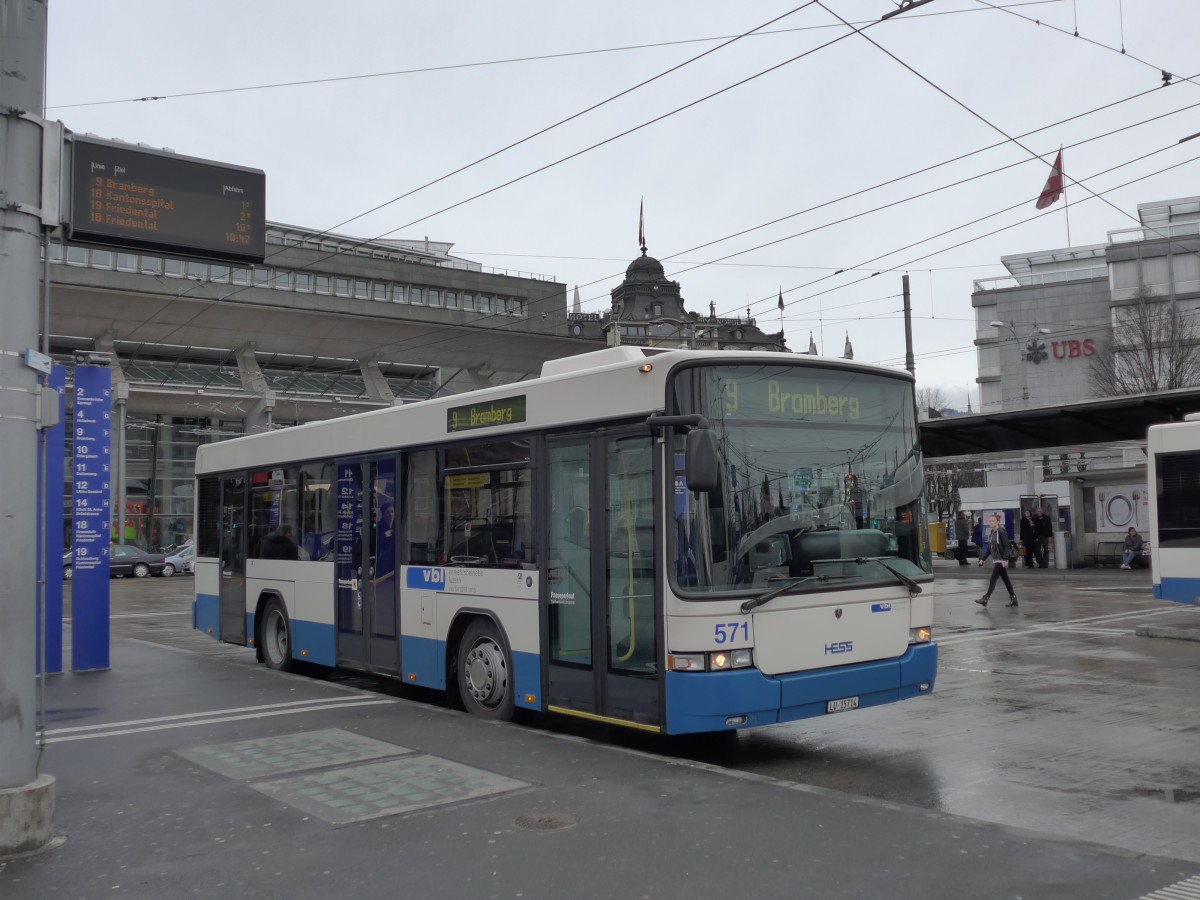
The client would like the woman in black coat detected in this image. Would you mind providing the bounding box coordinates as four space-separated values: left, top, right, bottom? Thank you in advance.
1019 510 1036 569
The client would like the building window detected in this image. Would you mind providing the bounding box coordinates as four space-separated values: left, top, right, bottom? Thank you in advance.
511 298 524 316
392 284 407 303
186 261 206 280
116 253 138 272
334 277 350 297
274 270 292 290
354 279 369 299
478 294 492 313
410 287 424 305
315 274 331 294
373 282 388 302
294 272 312 292
66 245 88 266
210 265 230 283
231 267 252 285
91 249 114 269
445 291 459 309
462 292 475 311
163 258 184 277
428 288 441 307
140 256 162 275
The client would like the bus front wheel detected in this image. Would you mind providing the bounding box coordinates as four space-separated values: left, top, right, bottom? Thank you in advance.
457 620 515 721
260 599 293 672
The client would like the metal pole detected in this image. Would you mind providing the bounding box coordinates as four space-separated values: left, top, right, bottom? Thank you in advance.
902 275 915 375
0 0 56 852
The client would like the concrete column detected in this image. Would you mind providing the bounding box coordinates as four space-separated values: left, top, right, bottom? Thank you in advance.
0 0 56 854
359 360 395 403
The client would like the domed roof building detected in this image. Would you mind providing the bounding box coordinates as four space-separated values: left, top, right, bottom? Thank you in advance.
565 240 789 352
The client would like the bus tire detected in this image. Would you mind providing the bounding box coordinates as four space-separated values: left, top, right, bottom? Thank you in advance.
260 598 293 673
457 619 515 721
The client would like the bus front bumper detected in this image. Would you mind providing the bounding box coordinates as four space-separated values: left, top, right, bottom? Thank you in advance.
663 641 937 735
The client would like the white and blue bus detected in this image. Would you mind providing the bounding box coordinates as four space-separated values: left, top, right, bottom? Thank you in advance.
192 346 936 734
1148 413 1200 605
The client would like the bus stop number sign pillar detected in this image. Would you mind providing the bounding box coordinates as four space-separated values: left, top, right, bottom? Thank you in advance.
1055 530 1070 569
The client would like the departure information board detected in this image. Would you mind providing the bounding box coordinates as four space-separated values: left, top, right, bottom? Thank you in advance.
68 136 266 263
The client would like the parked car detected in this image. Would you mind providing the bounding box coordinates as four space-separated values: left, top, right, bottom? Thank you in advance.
943 539 981 560
62 544 170 578
109 544 168 578
163 545 194 576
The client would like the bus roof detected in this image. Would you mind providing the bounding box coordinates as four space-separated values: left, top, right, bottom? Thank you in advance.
194 347 913 475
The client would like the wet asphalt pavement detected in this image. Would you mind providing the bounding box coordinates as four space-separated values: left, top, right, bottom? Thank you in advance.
5 560 1197 899
81 560 1200 864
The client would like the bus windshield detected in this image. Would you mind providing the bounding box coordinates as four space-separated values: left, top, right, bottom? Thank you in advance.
670 363 930 596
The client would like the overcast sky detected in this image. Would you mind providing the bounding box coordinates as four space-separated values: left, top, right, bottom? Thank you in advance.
44 1 1200 408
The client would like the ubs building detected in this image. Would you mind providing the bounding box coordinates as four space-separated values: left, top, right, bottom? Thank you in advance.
972 196 1200 413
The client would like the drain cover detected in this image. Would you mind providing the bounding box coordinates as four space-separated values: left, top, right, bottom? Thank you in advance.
516 812 579 831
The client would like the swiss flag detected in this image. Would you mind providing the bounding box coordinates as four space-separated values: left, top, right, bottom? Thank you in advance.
1036 150 1064 209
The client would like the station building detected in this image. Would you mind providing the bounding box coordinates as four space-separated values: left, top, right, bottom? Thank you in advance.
46 226 784 549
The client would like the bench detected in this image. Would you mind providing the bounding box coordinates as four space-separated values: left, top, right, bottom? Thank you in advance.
1086 541 1124 567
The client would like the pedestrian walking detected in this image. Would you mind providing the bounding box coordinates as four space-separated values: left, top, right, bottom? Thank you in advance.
954 510 971 566
1019 509 1036 569
976 515 1018 608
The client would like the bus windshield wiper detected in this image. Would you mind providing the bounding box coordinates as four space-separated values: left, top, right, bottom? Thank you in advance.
741 575 823 613
858 557 923 597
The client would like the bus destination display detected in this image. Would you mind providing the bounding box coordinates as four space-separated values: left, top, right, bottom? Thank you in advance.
447 396 527 433
69 137 266 263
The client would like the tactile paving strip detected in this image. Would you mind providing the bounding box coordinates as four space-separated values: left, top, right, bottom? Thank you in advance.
178 728 411 780
251 755 530 825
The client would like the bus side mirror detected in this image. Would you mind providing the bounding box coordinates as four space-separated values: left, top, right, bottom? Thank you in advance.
686 427 719 493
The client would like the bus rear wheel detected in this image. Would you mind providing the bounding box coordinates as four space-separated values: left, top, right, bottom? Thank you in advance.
260 599 293 672
457 620 515 721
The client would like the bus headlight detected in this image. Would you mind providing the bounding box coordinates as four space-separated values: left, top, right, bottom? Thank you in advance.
709 648 753 670
909 626 932 644
669 649 754 671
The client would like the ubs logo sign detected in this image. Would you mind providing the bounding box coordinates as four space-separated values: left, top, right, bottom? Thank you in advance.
1050 339 1096 361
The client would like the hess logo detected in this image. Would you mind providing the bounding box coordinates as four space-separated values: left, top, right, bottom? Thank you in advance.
825 641 853 655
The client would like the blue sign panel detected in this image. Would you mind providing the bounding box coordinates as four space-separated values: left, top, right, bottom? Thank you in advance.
71 366 112 671
39 365 67 674
335 464 362 634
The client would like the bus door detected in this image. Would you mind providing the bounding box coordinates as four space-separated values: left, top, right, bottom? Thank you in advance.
218 474 247 644
545 430 661 730
334 458 400 674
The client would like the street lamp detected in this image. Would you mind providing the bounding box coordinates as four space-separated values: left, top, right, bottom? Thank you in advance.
989 320 1052 407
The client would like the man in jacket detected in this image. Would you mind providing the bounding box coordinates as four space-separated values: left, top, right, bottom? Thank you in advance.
954 511 971 566
1019 509 1037 569
1031 507 1054 569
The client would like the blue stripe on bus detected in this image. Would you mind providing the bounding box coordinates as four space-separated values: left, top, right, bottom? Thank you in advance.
665 642 937 734
1155 577 1200 604
400 635 540 711
291 619 336 667
194 593 219 637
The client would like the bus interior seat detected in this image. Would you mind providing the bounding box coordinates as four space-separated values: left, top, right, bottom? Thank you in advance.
790 528 891 575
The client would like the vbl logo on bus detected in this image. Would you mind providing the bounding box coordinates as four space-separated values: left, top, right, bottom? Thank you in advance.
406 567 446 590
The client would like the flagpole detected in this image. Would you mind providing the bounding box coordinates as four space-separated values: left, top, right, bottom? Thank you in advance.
1060 146 1070 246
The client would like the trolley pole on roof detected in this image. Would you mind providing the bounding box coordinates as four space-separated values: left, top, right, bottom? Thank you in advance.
0 0 57 854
